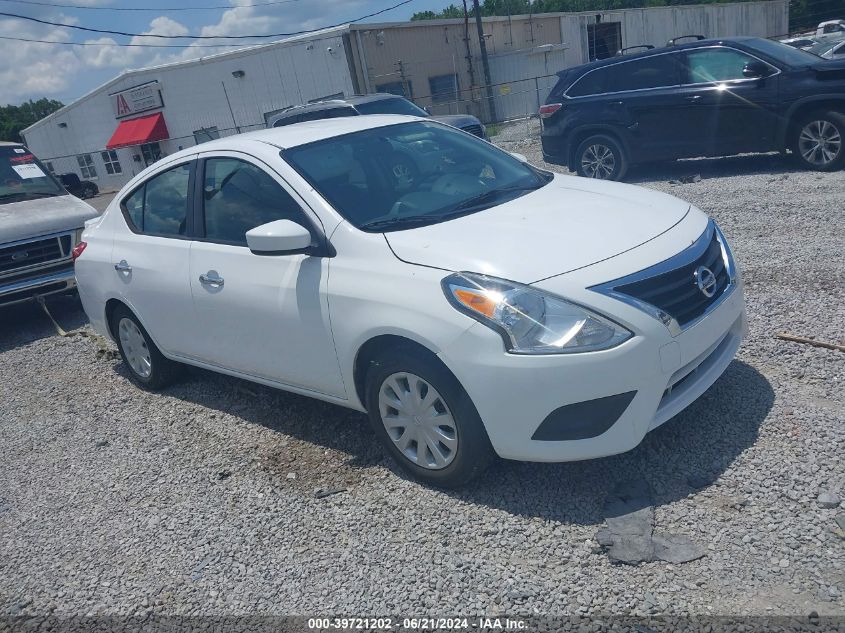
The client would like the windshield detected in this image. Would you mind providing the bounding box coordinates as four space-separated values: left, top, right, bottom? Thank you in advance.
283 121 550 232
0 146 65 205
807 39 843 56
743 37 820 66
355 97 429 117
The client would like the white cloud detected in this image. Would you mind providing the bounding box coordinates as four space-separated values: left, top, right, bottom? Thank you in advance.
0 0 410 105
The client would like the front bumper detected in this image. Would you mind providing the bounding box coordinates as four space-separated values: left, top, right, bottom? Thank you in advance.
0 265 76 307
439 280 746 462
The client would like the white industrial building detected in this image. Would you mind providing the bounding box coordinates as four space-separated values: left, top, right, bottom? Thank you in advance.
22 0 788 190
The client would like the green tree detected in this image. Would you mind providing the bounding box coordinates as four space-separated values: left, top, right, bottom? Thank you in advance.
0 98 64 143
412 0 842 33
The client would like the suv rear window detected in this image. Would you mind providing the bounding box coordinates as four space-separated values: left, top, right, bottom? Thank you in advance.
568 54 681 97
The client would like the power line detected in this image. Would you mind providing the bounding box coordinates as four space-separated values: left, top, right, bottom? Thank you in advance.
0 0 415 40
0 0 303 11
0 34 257 47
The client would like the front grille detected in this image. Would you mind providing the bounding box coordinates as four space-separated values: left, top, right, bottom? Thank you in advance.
0 234 70 276
613 231 729 327
461 124 484 138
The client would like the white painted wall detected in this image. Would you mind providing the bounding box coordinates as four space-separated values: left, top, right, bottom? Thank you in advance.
22 29 355 190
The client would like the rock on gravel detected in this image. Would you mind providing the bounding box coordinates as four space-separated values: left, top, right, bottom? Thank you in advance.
817 491 841 509
1 122 843 618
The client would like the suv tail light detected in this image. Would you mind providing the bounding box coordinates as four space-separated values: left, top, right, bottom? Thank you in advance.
71 241 87 261
539 103 562 119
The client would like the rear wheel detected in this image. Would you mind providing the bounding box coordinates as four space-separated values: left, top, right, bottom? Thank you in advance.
81 184 97 199
791 110 845 171
110 305 180 390
575 134 628 181
364 348 494 488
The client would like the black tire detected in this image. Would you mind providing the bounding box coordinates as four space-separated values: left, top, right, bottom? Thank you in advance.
81 185 97 199
575 134 628 181
790 110 845 172
364 347 494 488
110 305 180 391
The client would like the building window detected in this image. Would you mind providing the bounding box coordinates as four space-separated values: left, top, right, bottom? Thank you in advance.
141 142 163 167
193 127 220 144
76 154 97 179
376 80 413 98
428 74 459 104
588 22 622 60
100 149 122 175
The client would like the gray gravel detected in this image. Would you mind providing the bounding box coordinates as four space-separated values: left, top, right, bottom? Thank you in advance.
1 121 843 619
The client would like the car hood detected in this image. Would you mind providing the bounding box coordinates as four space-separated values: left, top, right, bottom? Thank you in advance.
0 194 99 244
430 114 482 129
384 174 692 283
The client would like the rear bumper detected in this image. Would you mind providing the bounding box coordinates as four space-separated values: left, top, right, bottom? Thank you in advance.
0 265 76 307
541 133 570 167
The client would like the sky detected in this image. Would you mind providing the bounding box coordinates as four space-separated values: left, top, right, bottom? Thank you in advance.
0 0 453 105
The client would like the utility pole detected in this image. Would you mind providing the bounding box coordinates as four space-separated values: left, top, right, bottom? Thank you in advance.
472 0 497 124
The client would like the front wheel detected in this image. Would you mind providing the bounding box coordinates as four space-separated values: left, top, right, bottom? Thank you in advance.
791 111 845 172
575 134 628 181
364 349 494 488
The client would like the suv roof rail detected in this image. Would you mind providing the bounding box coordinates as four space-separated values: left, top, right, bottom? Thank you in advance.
667 35 705 46
616 44 655 56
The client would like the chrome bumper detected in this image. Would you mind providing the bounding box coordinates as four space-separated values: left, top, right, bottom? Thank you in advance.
0 267 76 307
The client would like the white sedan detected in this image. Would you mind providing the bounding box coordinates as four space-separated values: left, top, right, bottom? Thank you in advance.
75 115 746 487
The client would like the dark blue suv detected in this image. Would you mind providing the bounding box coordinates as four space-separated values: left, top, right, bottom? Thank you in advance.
540 37 845 180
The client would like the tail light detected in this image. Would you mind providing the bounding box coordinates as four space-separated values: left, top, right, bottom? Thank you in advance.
71 241 87 262
539 103 562 119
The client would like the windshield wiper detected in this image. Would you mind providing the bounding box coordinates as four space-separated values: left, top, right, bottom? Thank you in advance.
359 215 442 232
0 191 59 201
449 184 541 213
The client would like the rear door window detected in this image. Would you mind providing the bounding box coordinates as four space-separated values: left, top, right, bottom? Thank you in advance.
568 55 681 97
121 162 192 237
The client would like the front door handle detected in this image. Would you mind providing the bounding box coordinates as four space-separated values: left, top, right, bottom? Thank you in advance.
199 272 224 287
685 95 702 102
114 260 132 272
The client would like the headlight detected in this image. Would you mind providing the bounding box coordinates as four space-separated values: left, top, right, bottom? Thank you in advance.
442 272 632 354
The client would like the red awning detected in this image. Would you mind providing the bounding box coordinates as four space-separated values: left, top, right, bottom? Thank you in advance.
106 112 169 149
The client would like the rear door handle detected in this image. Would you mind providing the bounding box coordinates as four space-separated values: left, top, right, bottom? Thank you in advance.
199 272 224 287
685 95 702 102
114 260 132 272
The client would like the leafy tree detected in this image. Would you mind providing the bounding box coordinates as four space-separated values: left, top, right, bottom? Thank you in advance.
412 0 842 33
0 98 64 143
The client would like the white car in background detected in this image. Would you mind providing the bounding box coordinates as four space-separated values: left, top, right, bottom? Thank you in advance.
75 116 746 487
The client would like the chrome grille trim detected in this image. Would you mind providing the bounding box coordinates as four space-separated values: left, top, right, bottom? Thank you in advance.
590 220 737 337
0 230 75 280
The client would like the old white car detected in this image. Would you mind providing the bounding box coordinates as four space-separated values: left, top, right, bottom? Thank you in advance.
75 116 745 487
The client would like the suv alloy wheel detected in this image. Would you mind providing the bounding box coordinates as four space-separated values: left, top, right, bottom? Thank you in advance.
792 110 845 171
575 134 628 181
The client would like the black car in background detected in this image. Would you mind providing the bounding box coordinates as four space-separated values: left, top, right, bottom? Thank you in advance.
59 173 98 199
267 94 487 139
540 37 845 180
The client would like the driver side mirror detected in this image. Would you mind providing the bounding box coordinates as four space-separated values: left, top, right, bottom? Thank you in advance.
742 60 771 79
246 219 313 255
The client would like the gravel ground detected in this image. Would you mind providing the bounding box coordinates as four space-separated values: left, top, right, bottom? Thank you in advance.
1 123 843 621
